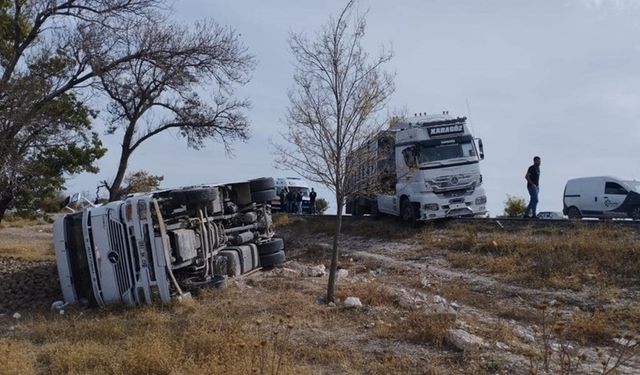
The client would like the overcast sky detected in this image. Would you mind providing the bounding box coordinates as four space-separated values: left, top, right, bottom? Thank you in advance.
68 0 640 215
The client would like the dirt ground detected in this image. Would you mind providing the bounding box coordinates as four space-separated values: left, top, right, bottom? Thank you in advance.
0 216 639 374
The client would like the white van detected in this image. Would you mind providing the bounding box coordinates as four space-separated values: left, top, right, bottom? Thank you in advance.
272 177 312 213
563 176 640 220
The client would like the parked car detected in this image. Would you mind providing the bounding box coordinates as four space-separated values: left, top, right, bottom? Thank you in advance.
536 211 565 220
54 177 285 308
563 176 640 220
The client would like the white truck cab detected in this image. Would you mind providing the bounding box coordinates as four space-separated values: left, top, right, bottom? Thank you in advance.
563 176 640 220
54 178 285 308
346 112 487 222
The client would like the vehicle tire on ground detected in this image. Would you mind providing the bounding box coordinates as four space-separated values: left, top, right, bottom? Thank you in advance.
249 177 275 192
251 189 276 203
181 275 226 291
629 206 640 220
259 250 285 268
400 198 418 226
257 237 284 256
567 206 582 220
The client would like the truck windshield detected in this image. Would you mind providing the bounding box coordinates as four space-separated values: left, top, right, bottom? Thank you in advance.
289 187 310 197
417 136 477 164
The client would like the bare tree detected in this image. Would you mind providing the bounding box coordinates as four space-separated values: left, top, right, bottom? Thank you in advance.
96 16 255 201
0 0 168 220
275 0 394 302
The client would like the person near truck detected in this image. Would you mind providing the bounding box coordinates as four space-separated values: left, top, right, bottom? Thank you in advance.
296 191 303 214
524 156 541 218
286 189 295 213
279 189 287 213
309 188 317 214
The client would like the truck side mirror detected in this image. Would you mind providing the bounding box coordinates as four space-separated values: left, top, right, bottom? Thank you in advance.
477 138 485 160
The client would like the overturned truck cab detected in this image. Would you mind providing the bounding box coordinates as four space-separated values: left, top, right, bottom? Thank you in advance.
53 178 285 307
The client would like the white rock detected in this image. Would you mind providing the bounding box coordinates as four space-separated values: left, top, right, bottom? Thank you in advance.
446 329 486 351
614 337 637 347
273 267 300 278
303 264 326 277
328 302 336 308
513 326 536 343
12 312 21 319
344 297 363 308
336 269 349 279
433 295 447 305
450 302 461 311
496 341 510 350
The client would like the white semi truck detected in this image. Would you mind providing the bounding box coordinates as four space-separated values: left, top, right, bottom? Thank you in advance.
53 178 284 308
346 112 487 222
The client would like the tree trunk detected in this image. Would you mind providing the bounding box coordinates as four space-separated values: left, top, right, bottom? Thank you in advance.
108 142 133 202
326 200 344 303
0 194 13 223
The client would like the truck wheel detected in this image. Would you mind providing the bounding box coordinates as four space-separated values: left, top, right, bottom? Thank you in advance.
258 238 284 256
181 275 226 291
250 177 275 192
400 199 418 226
567 206 582 220
260 250 286 268
173 188 218 206
629 206 640 220
251 189 276 203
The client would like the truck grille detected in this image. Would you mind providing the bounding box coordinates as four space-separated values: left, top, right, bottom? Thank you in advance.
108 216 133 296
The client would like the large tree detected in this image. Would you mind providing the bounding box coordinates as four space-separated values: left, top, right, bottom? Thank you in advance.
276 1 394 302
0 0 166 220
96 17 254 201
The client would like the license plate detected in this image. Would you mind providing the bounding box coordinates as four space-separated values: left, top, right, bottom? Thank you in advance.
450 203 466 210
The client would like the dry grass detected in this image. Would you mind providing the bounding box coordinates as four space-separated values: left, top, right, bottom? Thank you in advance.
333 280 397 307
375 311 456 349
439 225 640 289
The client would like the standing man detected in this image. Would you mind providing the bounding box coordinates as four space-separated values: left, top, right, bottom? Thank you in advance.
524 156 541 218
279 189 287 213
296 191 303 214
309 188 317 215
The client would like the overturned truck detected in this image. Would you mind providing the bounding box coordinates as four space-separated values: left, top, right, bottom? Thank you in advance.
53 178 285 307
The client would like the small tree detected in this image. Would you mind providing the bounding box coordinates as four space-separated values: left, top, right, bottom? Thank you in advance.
275 0 394 302
315 198 329 215
504 195 527 217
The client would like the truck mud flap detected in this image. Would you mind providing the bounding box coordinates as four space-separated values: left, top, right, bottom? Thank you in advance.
220 244 259 277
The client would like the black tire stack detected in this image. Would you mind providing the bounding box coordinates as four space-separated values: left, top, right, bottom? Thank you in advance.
250 177 276 203
257 237 285 268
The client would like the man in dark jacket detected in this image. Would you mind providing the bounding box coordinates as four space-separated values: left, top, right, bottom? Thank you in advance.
279 189 287 213
296 191 303 214
309 188 317 214
524 156 541 218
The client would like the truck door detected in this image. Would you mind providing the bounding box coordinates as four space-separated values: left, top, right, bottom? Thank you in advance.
602 181 627 217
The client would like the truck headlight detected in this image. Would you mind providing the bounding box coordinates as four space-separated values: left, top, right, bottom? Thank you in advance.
475 196 487 205
424 203 439 211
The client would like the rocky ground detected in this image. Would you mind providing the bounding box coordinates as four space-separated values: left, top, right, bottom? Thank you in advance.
0 216 638 374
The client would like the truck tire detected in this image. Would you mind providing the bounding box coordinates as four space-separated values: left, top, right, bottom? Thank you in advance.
567 206 582 220
400 199 418 226
171 188 218 206
260 250 285 268
257 238 284 256
250 177 275 192
630 206 640 220
181 275 226 291
251 189 276 203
